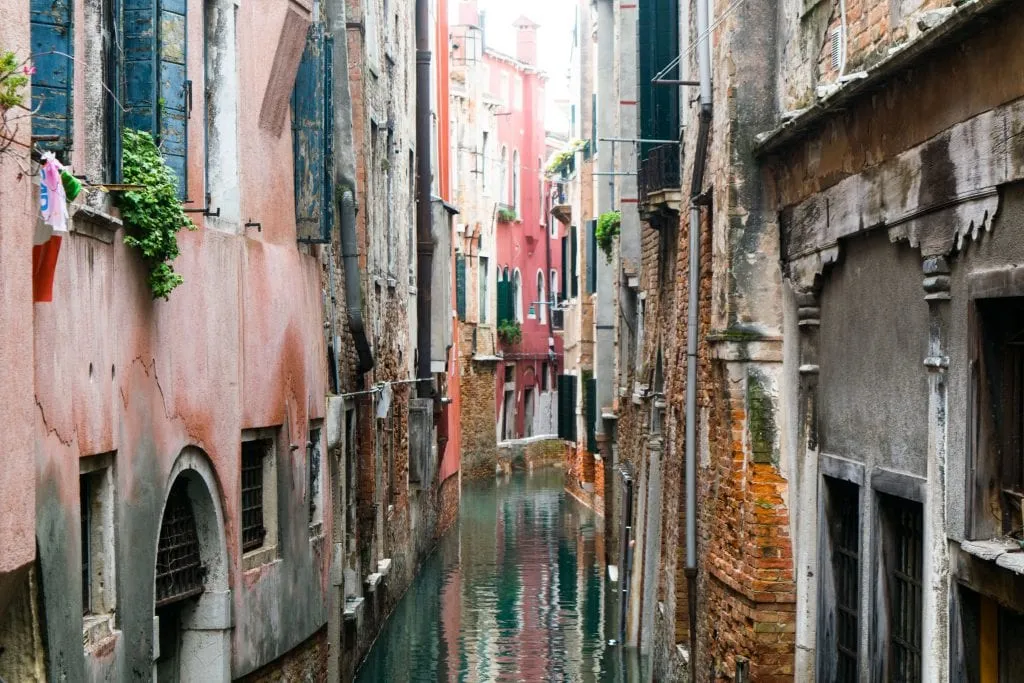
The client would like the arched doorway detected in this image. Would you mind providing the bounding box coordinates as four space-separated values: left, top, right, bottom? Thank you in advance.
153 448 230 682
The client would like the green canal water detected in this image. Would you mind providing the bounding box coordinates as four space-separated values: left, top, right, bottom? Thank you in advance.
355 469 649 682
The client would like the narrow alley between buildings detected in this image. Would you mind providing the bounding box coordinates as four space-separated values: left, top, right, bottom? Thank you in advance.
3 0 1024 680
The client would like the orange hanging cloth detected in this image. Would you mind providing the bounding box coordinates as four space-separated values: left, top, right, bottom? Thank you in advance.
32 235 63 303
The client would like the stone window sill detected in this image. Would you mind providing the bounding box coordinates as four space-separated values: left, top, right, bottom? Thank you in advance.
960 539 1024 575
83 612 117 652
72 204 122 245
242 545 279 572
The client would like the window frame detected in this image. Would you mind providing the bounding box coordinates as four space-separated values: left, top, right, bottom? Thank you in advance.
240 429 280 569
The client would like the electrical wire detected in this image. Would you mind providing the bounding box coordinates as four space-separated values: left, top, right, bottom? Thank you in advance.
653 0 751 82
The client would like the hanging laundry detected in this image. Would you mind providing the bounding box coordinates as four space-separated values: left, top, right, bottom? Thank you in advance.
376 382 393 418
39 153 69 233
32 235 62 303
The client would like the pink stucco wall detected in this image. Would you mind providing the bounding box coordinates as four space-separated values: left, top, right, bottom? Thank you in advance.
0 0 38 583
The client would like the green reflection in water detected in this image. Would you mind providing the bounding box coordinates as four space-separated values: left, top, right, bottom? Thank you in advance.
355 469 649 683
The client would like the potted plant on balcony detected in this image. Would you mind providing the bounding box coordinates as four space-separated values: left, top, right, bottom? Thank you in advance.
597 210 621 263
497 206 518 223
497 319 522 346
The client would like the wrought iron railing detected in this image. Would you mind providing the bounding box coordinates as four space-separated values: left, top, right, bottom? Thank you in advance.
638 144 681 202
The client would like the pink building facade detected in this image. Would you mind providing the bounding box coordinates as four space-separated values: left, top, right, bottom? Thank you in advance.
489 23 564 441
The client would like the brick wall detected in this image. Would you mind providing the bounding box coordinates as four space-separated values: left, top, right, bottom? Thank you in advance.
459 357 499 479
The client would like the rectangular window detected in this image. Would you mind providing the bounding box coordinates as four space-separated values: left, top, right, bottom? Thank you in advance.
541 362 549 391
822 477 860 682
557 374 578 442
81 453 116 646
513 76 523 109
456 253 467 320
240 432 278 565
880 493 923 683
570 225 579 298
586 219 597 294
308 425 323 530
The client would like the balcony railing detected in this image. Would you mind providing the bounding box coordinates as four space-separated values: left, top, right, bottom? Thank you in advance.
638 144 681 203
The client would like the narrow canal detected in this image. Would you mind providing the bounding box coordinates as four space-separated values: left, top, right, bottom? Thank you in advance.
355 468 649 682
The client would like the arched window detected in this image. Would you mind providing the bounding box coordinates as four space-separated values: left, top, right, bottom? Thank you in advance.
537 270 546 324
513 269 523 322
550 269 558 303
502 266 510 282
513 150 520 214
499 146 508 205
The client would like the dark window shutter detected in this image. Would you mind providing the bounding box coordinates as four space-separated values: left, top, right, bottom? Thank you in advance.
568 376 577 442
570 225 579 298
496 280 512 325
158 0 188 198
124 0 188 197
591 92 597 155
292 25 332 243
585 375 597 454
586 219 597 294
30 0 74 156
557 374 578 442
455 254 466 320
561 237 568 301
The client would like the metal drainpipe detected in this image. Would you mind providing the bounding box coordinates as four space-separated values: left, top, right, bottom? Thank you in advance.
326 0 373 376
415 0 433 396
685 0 713 679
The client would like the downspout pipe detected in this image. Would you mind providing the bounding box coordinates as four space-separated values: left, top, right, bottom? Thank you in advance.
685 0 713 677
415 0 434 395
326 0 373 375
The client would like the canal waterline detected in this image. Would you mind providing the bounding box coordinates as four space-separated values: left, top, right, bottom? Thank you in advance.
355 468 650 682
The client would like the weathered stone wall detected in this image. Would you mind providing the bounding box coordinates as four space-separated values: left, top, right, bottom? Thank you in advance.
238 628 329 683
460 356 500 479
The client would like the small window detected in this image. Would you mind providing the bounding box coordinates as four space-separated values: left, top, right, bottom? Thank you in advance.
308 425 323 532
822 477 860 682
81 454 117 646
505 365 515 383
879 493 923 683
541 363 549 391
240 432 279 566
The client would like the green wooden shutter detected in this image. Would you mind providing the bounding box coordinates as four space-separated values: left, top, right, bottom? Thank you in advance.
557 374 578 442
455 253 466 320
570 225 579 298
585 374 597 454
30 0 73 156
586 219 597 294
561 236 568 301
591 92 597 156
479 256 488 323
497 280 512 325
292 25 333 243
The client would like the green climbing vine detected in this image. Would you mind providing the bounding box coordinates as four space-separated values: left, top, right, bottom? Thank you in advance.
596 210 620 263
118 129 195 300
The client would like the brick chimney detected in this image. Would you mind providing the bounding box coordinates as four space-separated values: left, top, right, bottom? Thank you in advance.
458 0 479 27
513 16 539 66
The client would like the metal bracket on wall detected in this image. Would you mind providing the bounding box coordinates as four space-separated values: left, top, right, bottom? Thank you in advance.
183 193 221 217
244 219 262 232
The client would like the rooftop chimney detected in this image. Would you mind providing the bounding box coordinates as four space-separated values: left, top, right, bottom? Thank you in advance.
458 0 479 27
513 16 539 66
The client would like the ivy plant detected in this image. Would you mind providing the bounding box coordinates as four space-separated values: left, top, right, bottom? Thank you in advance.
118 129 195 300
497 207 518 223
544 138 588 177
596 210 621 263
498 319 522 346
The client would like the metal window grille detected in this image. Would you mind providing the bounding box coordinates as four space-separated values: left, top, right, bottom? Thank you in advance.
308 429 321 524
155 479 205 607
889 499 923 683
81 474 92 615
829 479 860 682
241 440 268 552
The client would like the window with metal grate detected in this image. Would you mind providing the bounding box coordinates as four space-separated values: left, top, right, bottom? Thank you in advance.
882 494 923 683
155 478 205 607
825 477 860 682
241 440 269 553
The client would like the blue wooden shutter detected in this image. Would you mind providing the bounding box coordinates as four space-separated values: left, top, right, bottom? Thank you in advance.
292 24 333 243
455 254 466 321
159 0 188 198
124 0 188 197
30 0 73 156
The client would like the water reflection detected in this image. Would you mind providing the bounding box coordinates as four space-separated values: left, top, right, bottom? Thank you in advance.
355 469 649 682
